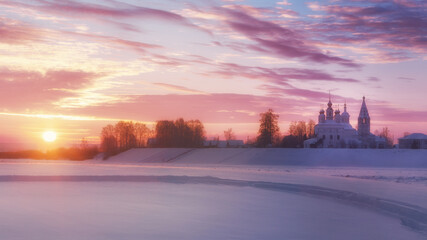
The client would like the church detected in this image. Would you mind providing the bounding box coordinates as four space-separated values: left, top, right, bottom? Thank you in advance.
304 96 386 148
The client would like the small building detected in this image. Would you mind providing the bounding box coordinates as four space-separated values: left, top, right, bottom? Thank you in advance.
203 140 245 148
398 133 427 149
147 138 157 147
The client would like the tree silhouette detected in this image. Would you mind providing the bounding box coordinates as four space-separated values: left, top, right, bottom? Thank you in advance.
114 121 137 151
101 121 153 158
256 109 280 147
101 124 117 158
286 120 309 148
187 119 206 147
281 135 299 148
154 118 206 147
134 122 150 147
307 119 316 138
155 120 176 147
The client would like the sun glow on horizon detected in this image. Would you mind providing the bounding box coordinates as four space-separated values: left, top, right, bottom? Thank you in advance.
42 131 57 142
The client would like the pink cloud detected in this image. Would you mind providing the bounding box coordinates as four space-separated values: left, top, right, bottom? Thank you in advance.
0 17 44 44
368 103 427 123
63 93 306 124
277 1 292 6
153 83 207 95
277 9 299 19
56 30 163 56
222 5 273 18
0 0 206 33
0 68 101 109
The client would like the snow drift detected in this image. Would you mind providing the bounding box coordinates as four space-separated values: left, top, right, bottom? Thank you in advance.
104 148 427 167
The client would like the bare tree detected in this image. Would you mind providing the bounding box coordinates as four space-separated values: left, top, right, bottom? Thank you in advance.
101 124 117 158
379 127 394 148
187 119 206 147
295 121 307 143
284 120 308 148
306 119 316 138
115 121 136 150
134 122 150 147
288 121 297 136
224 128 236 141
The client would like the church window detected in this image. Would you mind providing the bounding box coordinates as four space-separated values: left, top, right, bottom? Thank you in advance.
363 118 366 124
337 135 340 140
330 135 333 140
323 135 325 139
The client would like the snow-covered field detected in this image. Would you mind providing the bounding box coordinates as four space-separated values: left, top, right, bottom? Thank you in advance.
1 148 427 239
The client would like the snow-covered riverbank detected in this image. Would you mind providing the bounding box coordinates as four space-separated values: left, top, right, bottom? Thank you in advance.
1 148 426 239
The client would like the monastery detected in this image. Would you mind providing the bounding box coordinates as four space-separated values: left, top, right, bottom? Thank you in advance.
304 96 386 148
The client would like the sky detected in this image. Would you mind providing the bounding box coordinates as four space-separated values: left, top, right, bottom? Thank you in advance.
0 0 426 149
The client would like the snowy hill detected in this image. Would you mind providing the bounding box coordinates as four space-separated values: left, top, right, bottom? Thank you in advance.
104 148 427 168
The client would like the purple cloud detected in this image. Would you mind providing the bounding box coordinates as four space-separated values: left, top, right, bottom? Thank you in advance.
257 84 360 105
398 76 415 82
368 77 380 82
309 0 427 58
208 62 359 85
214 7 360 67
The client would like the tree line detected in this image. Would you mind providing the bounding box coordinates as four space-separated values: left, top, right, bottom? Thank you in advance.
282 120 316 148
155 119 205 147
100 108 395 158
0 139 98 160
99 110 316 156
100 119 205 158
101 121 153 158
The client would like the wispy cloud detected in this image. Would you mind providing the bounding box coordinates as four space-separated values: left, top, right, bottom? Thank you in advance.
0 0 207 33
368 77 380 82
0 112 123 121
153 83 208 95
208 62 359 85
66 93 307 123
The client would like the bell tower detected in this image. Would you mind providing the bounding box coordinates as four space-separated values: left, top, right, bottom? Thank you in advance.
357 96 370 136
326 93 334 121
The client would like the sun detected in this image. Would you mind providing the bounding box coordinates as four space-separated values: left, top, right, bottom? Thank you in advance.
42 131 57 142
